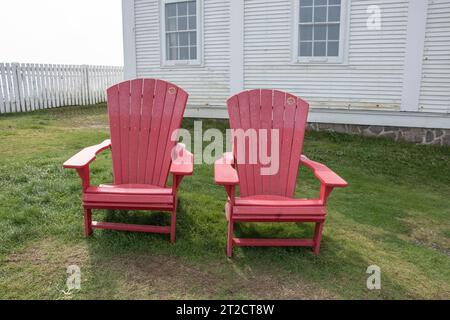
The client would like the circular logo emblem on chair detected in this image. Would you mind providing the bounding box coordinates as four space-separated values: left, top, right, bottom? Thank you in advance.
287 97 295 105
168 87 176 94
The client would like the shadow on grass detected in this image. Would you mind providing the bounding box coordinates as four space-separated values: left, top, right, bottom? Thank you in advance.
81 199 412 299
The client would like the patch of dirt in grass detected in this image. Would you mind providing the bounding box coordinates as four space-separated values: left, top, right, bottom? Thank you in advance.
1 239 90 299
97 253 336 299
2 239 334 299
401 216 450 257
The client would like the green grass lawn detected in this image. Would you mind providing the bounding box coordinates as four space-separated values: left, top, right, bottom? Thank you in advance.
0 104 449 299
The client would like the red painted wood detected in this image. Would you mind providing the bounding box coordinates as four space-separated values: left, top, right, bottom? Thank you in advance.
137 79 156 183
237 91 255 196
286 98 309 196
301 155 348 188
260 90 273 194
219 89 348 256
91 221 171 234
249 89 262 195
128 79 143 183
65 78 191 240
214 153 239 185
232 216 325 223
85 185 173 195
271 90 285 196
83 203 173 210
170 143 194 176
145 80 167 184
233 238 315 247
226 89 310 197
227 95 247 197
235 196 323 207
63 139 111 169
83 193 173 204
118 80 131 184
107 85 122 183
233 206 326 215
159 90 189 185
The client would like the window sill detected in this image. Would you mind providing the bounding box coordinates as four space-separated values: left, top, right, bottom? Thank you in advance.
161 60 203 69
293 58 346 65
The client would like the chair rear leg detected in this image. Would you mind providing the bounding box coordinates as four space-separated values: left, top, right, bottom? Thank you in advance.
313 222 324 255
83 208 93 237
170 202 177 243
227 220 234 258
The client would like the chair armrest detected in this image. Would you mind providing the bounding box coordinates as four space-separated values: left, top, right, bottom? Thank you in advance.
301 155 348 188
170 143 194 176
63 139 111 169
214 152 239 186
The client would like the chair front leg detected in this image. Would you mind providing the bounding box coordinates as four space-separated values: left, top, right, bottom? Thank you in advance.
225 185 236 258
320 184 335 204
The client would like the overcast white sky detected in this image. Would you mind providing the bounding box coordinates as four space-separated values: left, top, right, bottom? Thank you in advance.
0 0 124 66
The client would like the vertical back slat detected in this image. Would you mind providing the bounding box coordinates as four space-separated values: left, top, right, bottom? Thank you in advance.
137 79 156 183
270 90 285 195
107 84 122 184
158 87 189 186
260 90 273 194
144 80 167 183
227 95 248 197
286 98 309 196
118 81 131 183
249 89 262 195
128 79 144 183
151 84 178 184
278 93 296 196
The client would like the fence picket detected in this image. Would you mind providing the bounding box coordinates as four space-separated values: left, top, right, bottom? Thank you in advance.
0 62 123 114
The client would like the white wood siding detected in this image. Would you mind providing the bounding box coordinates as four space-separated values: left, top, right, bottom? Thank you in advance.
243 0 409 111
134 0 230 108
419 0 450 114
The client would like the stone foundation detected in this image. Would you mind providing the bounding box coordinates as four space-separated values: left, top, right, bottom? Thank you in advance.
307 123 450 147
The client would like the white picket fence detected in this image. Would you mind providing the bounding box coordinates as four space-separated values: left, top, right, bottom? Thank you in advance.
0 63 123 114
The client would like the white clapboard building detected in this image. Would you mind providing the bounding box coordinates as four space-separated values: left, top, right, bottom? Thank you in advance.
121 0 450 145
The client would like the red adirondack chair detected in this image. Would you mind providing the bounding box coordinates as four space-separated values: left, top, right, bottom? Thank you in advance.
215 89 348 257
63 79 193 242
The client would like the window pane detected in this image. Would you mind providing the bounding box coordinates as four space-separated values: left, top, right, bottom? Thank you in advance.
190 46 197 60
328 5 341 22
300 41 312 56
166 3 177 17
314 6 327 22
178 16 188 30
300 7 313 23
300 25 313 41
328 24 340 40
169 48 178 60
189 31 197 46
327 41 339 56
300 0 313 6
179 32 189 46
313 41 326 56
177 2 188 16
188 1 196 15
168 33 178 46
167 17 177 31
329 0 341 5
314 25 326 40
189 16 196 29
180 47 189 60
314 0 327 5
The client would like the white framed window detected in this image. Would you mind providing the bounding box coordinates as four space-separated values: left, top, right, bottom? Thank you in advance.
160 0 203 66
292 0 349 64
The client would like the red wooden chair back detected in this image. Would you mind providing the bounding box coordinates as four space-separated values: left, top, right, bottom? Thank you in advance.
107 79 189 187
227 89 309 197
